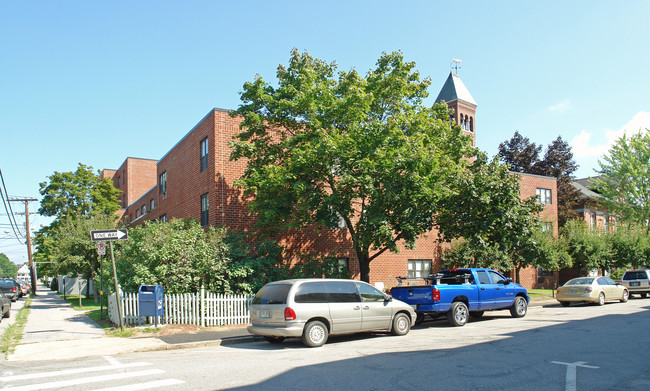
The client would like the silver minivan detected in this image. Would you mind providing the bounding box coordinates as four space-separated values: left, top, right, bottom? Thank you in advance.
248 279 416 347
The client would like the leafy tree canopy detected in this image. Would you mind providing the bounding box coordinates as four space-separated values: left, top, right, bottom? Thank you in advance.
0 253 18 278
39 163 121 222
593 131 650 228
230 49 475 282
436 154 557 280
497 131 542 173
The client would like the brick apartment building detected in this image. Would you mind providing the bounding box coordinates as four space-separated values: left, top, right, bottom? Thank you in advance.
103 71 559 290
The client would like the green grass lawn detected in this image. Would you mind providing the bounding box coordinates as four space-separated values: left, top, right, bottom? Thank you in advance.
528 289 557 302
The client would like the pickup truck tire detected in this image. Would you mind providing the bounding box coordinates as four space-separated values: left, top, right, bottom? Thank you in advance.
447 301 468 327
510 296 527 318
302 320 328 347
391 313 411 336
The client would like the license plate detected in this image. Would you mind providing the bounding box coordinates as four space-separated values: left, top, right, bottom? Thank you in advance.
259 310 271 318
631 282 640 286
569 289 576 294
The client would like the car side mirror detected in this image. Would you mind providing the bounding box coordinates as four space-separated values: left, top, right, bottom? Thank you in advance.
504 278 512 285
384 294 393 302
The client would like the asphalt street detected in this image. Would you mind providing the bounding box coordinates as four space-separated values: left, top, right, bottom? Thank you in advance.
2 297 649 391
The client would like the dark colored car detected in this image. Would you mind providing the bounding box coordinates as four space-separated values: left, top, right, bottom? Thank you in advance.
0 279 19 302
0 291 10 322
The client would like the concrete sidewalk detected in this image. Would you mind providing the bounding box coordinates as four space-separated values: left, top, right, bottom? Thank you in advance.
7 282 256 362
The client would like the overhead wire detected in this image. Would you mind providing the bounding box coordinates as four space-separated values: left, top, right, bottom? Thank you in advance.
0 169 26 241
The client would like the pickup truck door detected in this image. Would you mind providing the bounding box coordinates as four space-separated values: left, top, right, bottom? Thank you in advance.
488 270 516 309
475 270 498 310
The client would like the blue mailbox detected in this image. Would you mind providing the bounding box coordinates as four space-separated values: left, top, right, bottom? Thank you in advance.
138 285 164 326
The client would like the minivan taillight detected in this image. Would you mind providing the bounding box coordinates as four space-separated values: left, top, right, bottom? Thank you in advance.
432 288 441 302
284 307 296 321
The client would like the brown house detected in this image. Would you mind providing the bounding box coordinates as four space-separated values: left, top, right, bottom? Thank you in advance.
103 71 559 289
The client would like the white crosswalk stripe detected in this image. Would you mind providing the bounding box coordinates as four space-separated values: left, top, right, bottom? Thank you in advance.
0 356 185 391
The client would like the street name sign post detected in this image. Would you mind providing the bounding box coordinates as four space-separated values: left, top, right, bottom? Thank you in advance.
90 229 128 329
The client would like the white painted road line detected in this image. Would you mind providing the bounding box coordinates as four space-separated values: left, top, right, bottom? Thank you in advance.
0 362 153 382
552 361 599 391
2 369 165 391
90 378 186 391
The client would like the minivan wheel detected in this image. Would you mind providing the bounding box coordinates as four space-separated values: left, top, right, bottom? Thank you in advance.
302 320 328 347
391 313 411 336
264 336 285 344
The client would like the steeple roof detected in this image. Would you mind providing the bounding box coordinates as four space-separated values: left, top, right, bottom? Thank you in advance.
434 72 477 106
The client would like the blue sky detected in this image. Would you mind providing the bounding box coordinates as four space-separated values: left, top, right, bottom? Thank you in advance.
2 1 649 264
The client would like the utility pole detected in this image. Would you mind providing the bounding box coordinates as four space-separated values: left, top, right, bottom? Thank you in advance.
12 197 38 293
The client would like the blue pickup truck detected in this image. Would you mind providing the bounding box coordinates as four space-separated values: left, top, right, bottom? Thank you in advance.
390 268 529 327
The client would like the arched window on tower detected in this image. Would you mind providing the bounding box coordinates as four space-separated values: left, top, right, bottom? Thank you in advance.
469 116 473 132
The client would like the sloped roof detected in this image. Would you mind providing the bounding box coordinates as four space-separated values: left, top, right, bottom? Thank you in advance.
572 176 602 200
434 72 477 106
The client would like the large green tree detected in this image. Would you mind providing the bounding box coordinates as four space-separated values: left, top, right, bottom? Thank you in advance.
36 163 121 298
0 253 18 278
34 214 118 300
436 154 553 281
38 163 121 222
592 131 650 229
230 50 474 282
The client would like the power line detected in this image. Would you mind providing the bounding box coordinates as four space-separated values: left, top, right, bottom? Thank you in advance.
0 169 27 240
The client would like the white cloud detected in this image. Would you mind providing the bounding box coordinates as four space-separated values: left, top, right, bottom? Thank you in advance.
547 99 571 113
571 111 650 159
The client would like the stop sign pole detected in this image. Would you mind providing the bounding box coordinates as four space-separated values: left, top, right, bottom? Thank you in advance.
90 230 128 330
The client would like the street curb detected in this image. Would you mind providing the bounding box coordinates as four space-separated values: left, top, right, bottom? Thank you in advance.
133 335 263 354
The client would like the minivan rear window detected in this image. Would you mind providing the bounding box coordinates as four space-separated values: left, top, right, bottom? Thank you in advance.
252 283 292 305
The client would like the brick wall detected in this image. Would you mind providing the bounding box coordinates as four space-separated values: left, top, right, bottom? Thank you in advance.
115 109 560 291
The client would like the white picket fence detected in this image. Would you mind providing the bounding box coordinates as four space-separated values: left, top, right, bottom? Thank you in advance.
109 287 253 327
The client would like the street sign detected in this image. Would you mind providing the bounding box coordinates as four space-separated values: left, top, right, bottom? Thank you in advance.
97 241 106 255
90 229 128 242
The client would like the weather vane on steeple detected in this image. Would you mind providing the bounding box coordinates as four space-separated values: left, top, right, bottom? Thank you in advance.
451 59 462 75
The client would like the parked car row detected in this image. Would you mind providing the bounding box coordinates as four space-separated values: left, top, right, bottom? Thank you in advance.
0 278 30 302
556 269 650 307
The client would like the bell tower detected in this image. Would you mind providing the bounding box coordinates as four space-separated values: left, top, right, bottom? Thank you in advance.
434 63 477 146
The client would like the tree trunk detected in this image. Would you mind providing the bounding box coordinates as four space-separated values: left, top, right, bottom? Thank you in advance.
358 254 371 283
515 266 521 284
